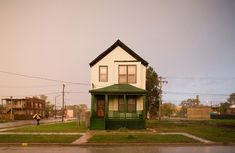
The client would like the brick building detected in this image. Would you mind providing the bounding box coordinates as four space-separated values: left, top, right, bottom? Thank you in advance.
1 97 45 120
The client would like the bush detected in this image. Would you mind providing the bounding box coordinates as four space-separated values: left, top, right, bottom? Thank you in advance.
211 114 235 119
127 134 135 139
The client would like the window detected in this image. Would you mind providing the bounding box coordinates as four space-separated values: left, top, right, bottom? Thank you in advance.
127 96 136 112
127 65 136 83
99 66 108 82
118 65 136 83
35 103 38 108
118 96 125 112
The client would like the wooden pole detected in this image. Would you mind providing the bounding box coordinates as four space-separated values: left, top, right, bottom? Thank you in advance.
10 96 13 120
62 84 65 122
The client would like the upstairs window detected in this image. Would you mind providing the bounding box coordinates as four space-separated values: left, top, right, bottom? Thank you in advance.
99 66 108 82
118 65 136 83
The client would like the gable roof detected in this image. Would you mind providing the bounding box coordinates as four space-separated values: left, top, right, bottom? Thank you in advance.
89 84 147 94
89 40 149 67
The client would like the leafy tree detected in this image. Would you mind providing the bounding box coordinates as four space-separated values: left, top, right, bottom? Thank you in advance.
220 93 235 114
39 94 53 117
179 96 200 116
227 93 235 104
40 94 48 101
146 66 161 119
161 102 176 117
220 102 230 114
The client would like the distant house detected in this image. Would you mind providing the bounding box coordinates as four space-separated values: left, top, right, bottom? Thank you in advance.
89 40 148 130
1 97 45 120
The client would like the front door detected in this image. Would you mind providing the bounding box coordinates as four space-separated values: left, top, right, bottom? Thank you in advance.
96 96 105 118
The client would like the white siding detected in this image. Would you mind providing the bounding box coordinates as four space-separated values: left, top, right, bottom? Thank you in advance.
91 46 146 90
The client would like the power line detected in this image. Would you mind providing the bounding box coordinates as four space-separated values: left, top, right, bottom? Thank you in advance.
0 70 90 86
0 84 61 88
0 90 89 98
0 92 61 98
163 91 230 97
65 91 89 94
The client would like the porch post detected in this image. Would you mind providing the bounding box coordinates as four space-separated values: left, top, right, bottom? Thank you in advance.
124 94 127 119
105 94 108 119
143 95 146 119
91 94 95 117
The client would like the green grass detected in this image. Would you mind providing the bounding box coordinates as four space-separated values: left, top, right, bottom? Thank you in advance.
0 134 81 143
147 119 235 143
88 133 199 143
8 121 87 132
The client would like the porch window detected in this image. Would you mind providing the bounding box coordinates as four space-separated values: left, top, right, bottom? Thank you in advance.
99 66 108 82
118 65 136 83
118 96 125 112
127 96 136 112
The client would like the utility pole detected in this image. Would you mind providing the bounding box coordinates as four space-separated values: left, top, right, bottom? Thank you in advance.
159 76 168 120
62 84 65 122
54 96 57 119
10 96 13 120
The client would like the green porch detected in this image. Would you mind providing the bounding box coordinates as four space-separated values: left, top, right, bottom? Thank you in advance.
89 84 147 130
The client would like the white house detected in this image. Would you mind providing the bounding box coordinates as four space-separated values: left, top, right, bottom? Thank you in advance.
89 40 148 129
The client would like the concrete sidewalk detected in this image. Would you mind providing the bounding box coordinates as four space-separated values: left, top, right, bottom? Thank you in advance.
0 132 85 135
72 132 92 144
159 132 214 144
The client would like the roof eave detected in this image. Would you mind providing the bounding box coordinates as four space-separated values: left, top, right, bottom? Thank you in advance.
89 40 148 67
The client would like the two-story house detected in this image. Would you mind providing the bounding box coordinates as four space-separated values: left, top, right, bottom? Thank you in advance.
89 40 148 130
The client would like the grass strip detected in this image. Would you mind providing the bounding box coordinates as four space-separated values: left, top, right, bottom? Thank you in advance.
8 121 87 133
147 119 235 143
0 134 81 143
88 134 199 143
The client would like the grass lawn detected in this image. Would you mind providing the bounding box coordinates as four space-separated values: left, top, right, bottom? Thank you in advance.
88 133 199 143
8 121 87 133
147 119 235 143
0 134 81 143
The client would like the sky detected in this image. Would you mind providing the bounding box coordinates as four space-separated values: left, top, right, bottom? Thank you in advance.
0 0 235 108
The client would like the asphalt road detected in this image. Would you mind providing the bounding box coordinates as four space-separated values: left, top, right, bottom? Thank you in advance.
0 146 234 153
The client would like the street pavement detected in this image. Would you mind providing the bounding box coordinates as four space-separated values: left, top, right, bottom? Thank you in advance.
0 146 235 153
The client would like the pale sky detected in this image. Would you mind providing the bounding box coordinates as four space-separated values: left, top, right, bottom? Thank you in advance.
0 0 235 108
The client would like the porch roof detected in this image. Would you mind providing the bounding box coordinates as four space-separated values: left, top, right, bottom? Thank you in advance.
89 84 147 94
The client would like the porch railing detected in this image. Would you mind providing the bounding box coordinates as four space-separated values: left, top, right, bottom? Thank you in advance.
108 111 143 119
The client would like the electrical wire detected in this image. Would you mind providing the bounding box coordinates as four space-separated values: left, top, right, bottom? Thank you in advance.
0 84 61 88
0 92 61 98
163 91 230 97
0 70 90 86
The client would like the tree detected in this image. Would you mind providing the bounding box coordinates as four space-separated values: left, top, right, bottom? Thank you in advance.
39 94 48 101
227 93 235 105
146 66 161 119
45 102 54 117
179 96 201 116
220 102 230 114
220 93 235 114
161 102 176 117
